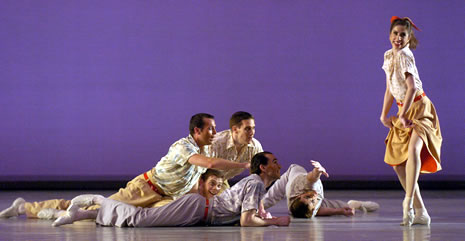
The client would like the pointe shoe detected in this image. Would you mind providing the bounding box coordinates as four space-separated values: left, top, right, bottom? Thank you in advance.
0 198 26 218
70 194 103 207
37 208 65 220
347 200 380 212
401 198 414 226
413 212 431 225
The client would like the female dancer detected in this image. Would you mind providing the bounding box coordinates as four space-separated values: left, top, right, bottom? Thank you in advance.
380 16 442 226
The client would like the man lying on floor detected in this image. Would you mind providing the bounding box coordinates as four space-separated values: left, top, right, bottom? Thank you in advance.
262 160 380 218
52 152 290 227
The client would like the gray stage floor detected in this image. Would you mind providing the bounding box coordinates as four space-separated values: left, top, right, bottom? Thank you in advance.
0 190 464 241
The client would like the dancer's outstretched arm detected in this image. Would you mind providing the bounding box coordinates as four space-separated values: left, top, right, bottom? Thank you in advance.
240 210 290 227
306 160 329 183
317 207 354 216
189 154 250 170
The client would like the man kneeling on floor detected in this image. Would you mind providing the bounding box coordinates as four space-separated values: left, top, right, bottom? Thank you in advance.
262 160 380 218
52 152 291 227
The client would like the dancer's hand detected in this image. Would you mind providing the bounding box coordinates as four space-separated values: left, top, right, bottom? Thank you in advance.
257 203 272 219
399 115 414 129
380 116 393 128
340 207 355 216
273 216 291 226
310 160 329 178
243 163 251 169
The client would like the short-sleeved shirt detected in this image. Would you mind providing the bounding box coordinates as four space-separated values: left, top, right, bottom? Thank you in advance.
209 174 265 225
152 135 210 197
382 45 423 101
210 130 263 180
262 164 324 218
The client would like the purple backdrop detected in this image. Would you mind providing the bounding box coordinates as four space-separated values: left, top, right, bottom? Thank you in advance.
1 1 464 181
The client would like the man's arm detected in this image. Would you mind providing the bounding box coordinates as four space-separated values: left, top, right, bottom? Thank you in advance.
240 210 290 227
306 161 329 183
316 207 354 217
188 154 250 170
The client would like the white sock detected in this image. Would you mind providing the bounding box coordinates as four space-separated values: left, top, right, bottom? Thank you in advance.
0 198 26 218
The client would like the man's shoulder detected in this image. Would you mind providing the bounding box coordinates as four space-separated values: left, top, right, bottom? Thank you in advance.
172 135 195 146
168 135 200 154
212 130 231 144
249 137 263 150
239 174 264 185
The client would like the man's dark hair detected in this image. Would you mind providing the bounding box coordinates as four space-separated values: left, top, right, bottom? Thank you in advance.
250 151 272 175
289 198 313 218
201 169 224 181
229 111 254 129
189 113 214 135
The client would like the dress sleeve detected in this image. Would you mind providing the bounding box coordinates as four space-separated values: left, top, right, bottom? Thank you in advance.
398 51 416 77
381 50 390 72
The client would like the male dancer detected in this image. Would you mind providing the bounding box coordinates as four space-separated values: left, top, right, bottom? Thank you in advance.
152 111 264 207
262 161 380 218
52 152 290 227
211 111 263 190
198 169 224 199
0 113 248 219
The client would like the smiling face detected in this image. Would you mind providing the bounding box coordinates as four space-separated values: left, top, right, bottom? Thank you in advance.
232 119 256 145
195 118 217 146
390 25 411 51
201 175 223 199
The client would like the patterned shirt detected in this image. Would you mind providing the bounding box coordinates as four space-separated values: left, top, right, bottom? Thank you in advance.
152 135 210 198
209 174 265 225
382 45 423 102
210 130 263 180
262 164 324 218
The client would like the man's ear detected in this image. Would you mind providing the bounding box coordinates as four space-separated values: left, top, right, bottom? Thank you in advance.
231 125 238 133
259 164 267 173
194 126 201 135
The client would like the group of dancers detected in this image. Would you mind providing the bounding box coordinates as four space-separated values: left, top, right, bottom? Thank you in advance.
0 16 441 228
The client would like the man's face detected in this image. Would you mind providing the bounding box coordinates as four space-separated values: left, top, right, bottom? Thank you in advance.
196 118 217 146
232 119 256 145
201 175 223 199
261 153 281 180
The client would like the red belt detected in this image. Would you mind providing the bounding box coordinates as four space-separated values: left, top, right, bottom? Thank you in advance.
143 172 162 195
204 199 209 220
397 92 425 107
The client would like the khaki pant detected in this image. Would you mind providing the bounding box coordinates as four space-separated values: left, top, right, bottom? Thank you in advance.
24 171 163 218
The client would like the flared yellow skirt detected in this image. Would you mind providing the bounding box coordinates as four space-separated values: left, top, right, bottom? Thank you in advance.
384 95 442 173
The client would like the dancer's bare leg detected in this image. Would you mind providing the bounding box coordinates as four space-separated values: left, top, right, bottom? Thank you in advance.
393 164 425 209
400 131 428 226
407 131 430 225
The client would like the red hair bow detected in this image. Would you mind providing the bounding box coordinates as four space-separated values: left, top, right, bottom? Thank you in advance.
390 16 421 31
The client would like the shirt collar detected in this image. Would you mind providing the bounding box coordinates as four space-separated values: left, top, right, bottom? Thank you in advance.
187 134 205 153
226 129 255 150
249 174 264 184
